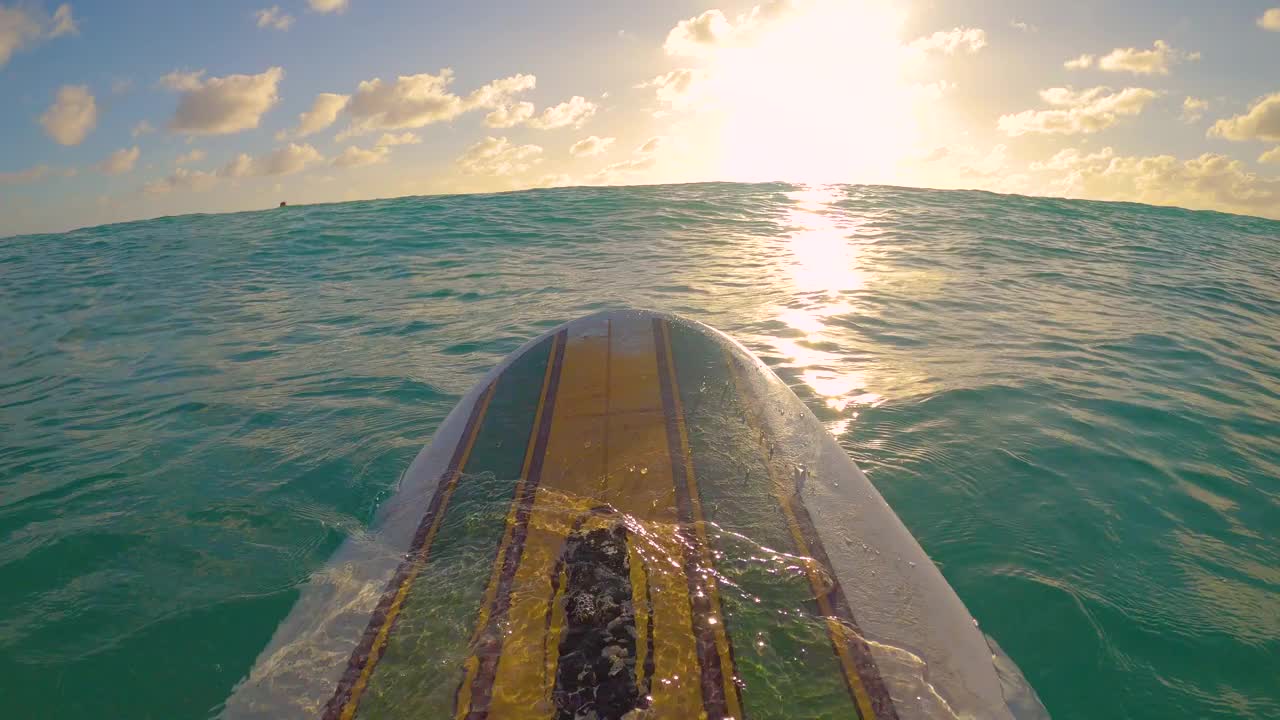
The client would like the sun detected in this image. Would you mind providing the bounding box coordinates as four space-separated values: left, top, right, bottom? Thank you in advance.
704 0 919 185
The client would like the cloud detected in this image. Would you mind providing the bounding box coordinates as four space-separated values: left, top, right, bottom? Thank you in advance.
281 92 349 138
527 96 596 129
49 3 76 37
1029 146 1115 172
997 86 1159 136
638 68 708 110
1208 92 1280 142
1031 147 1280 218
131 120 155 137
1010 19 1037 32
535 173 573 188
175 149 206 165
375 131 419 146
588 156 656 184
909 27 987 54
1064 54 1094 70
308 0 348 13
1258 8 1280 31
0 3 76 68
332 145 388 167
569 135 614 157
467 73 537 109
97 146 140 175
221 143 322 177
636 136 664 154
1181 96 1208 123
164 67 284 135
1259 146 1280 164
0 164 49 185
40 84 97 145
664 9 734 55
341 69 536 136
344 69 464 132
456 136 542 176
1097 40 1195 75
662 1 799 56
255 6 294 30
143 168 218 194
484 101 534 128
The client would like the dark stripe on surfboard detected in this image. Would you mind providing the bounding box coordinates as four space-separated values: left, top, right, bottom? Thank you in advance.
463 328 568 719
323 378 499 720
653 317 738 720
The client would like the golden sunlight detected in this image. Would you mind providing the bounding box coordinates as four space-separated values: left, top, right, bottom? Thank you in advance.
708 0 917 184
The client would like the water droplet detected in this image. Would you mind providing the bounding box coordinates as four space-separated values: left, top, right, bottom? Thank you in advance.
640 467 648 475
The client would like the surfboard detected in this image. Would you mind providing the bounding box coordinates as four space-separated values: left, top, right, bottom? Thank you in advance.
224 309 1047 720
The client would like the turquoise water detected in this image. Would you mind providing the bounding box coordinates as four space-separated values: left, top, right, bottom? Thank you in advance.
1 182 1277 719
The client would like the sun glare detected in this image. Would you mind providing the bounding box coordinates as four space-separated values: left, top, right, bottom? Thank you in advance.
707 0 916 184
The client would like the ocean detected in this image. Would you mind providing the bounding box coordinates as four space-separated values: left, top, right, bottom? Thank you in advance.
1 182 1277 719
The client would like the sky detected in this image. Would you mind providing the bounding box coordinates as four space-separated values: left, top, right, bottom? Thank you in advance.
2 0 1280 236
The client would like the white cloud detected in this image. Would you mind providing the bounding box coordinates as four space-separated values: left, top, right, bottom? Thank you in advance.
535 173 573 188
40 84 97 145
639 68 708 111
1181 96 1208 123
1031 147 1280 218
456 136 542 176
49 4 76 37
1097 40 1195 75
175 149 206 165
997 86 1160 136
588 156 657 184
662 1 799 56
0 3 76 68
1208 93 1280 142
1064 54 1094 70
281 92 349 138
308 0 348 13
1259 146 1280 164
1258 8 1280 31
467 73 537 109
111 77 134 95
527 96 596 129
97 146 140 175
1010 19 1037 32
221 143 322 177
909 27 987 54
342 69 534 135
143 168 218 194
131 120 155 137
164 67 284 135
636 136 664 154
332 145 388 167
569 135 614 157
255 6 294 30
484 101 534 128
375 131 419 147
664 9 734 55
1029 146 1115 171
0 164 49 185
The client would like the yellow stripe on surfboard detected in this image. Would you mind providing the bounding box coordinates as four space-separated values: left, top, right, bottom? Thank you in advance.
458 315 743 718
657 319 745 720
455 331 564 720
